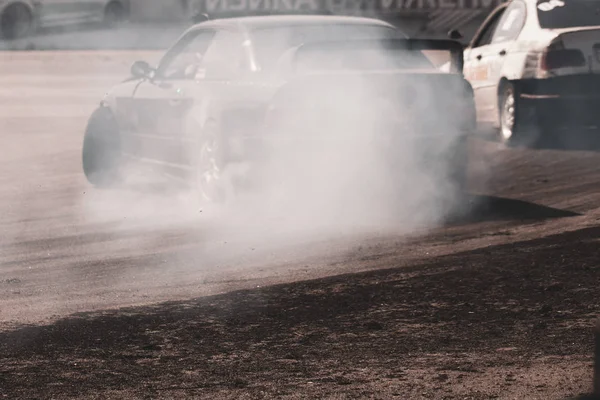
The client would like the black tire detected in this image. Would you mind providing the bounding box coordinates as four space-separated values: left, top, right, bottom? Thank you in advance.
1 3 33 40
82 107 122 188
498 82 539 147
103 1 127 27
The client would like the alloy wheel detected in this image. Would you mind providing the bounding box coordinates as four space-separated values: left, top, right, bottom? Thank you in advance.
501 89 516 141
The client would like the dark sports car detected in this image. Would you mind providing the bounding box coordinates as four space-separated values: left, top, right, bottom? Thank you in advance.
82 15 475 204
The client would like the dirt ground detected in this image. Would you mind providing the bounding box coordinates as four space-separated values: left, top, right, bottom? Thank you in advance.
0 52 599 399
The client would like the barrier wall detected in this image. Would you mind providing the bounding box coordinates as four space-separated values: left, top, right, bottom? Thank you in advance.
126 0 502 38
130 0 190 22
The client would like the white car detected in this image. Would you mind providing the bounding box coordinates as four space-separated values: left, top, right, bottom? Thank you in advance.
462 0 600 145
0 0 129 40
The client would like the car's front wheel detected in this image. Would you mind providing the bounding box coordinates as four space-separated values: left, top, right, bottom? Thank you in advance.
82 107 122 188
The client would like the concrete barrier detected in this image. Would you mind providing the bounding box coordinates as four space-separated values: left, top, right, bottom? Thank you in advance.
129 0 190 22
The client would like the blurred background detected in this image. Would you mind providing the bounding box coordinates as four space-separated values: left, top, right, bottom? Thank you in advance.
0 0 506 51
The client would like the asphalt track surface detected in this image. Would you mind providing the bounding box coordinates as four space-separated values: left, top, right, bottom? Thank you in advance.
1 46 600 399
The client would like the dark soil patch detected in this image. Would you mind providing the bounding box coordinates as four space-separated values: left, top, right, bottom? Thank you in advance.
1 227 599 399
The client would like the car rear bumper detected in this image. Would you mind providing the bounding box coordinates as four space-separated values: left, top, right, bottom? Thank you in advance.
520 94 600 129
225 130 471 162
223 131 470 191
518 76 600 129
220 107 473 195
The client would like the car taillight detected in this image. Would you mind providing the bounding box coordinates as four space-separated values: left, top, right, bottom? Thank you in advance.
540 48 586 70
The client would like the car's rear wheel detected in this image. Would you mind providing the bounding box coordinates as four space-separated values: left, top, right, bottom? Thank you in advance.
1 3 33 40
82 107 122 188
499 85 516 142
498 82 539 147
103 1 127 27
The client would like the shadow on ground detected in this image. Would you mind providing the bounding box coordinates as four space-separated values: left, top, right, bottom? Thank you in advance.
446 194 580 226
1 224 598 399
534 129 600 152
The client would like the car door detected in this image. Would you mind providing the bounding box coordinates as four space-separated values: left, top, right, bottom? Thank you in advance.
181 28 257 165
484 0 528 124
126 29 216 168
465 1 527 125
464 6 507 124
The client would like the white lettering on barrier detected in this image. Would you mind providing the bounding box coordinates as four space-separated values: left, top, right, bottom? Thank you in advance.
206 0 320 11
203 0 504 12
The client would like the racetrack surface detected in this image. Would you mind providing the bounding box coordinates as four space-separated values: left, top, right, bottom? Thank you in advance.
1 51 599 399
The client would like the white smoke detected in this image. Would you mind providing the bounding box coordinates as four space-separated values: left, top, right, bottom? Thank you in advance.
0 20 479 326
82 27 470 248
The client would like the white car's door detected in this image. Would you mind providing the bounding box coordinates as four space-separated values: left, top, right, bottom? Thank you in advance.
464 1 528 125
464 6 507 124
483 0 528 123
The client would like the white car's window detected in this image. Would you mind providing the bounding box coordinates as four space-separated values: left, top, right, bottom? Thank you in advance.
537 0 600 29
491 1 526 44
472 9 505 48
250 24 404 72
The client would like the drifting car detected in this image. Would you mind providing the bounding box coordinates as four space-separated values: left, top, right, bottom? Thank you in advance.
81 15 475 204
0 0 129 40
461 0 600 145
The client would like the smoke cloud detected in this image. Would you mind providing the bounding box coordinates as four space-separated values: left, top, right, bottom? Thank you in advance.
0 19 479 326
83 30 471 250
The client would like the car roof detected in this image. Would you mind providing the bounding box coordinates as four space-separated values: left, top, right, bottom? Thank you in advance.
190 15 396 31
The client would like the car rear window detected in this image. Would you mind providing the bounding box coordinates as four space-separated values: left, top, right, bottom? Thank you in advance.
292 45 435 74
250 24 405 72
537 0 600 29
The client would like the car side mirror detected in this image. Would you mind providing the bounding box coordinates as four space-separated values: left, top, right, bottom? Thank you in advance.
131 60 153 79
448 29 464 41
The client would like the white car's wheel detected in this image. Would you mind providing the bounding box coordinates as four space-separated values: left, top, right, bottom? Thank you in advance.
499 84 518 144
499 83 539 147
